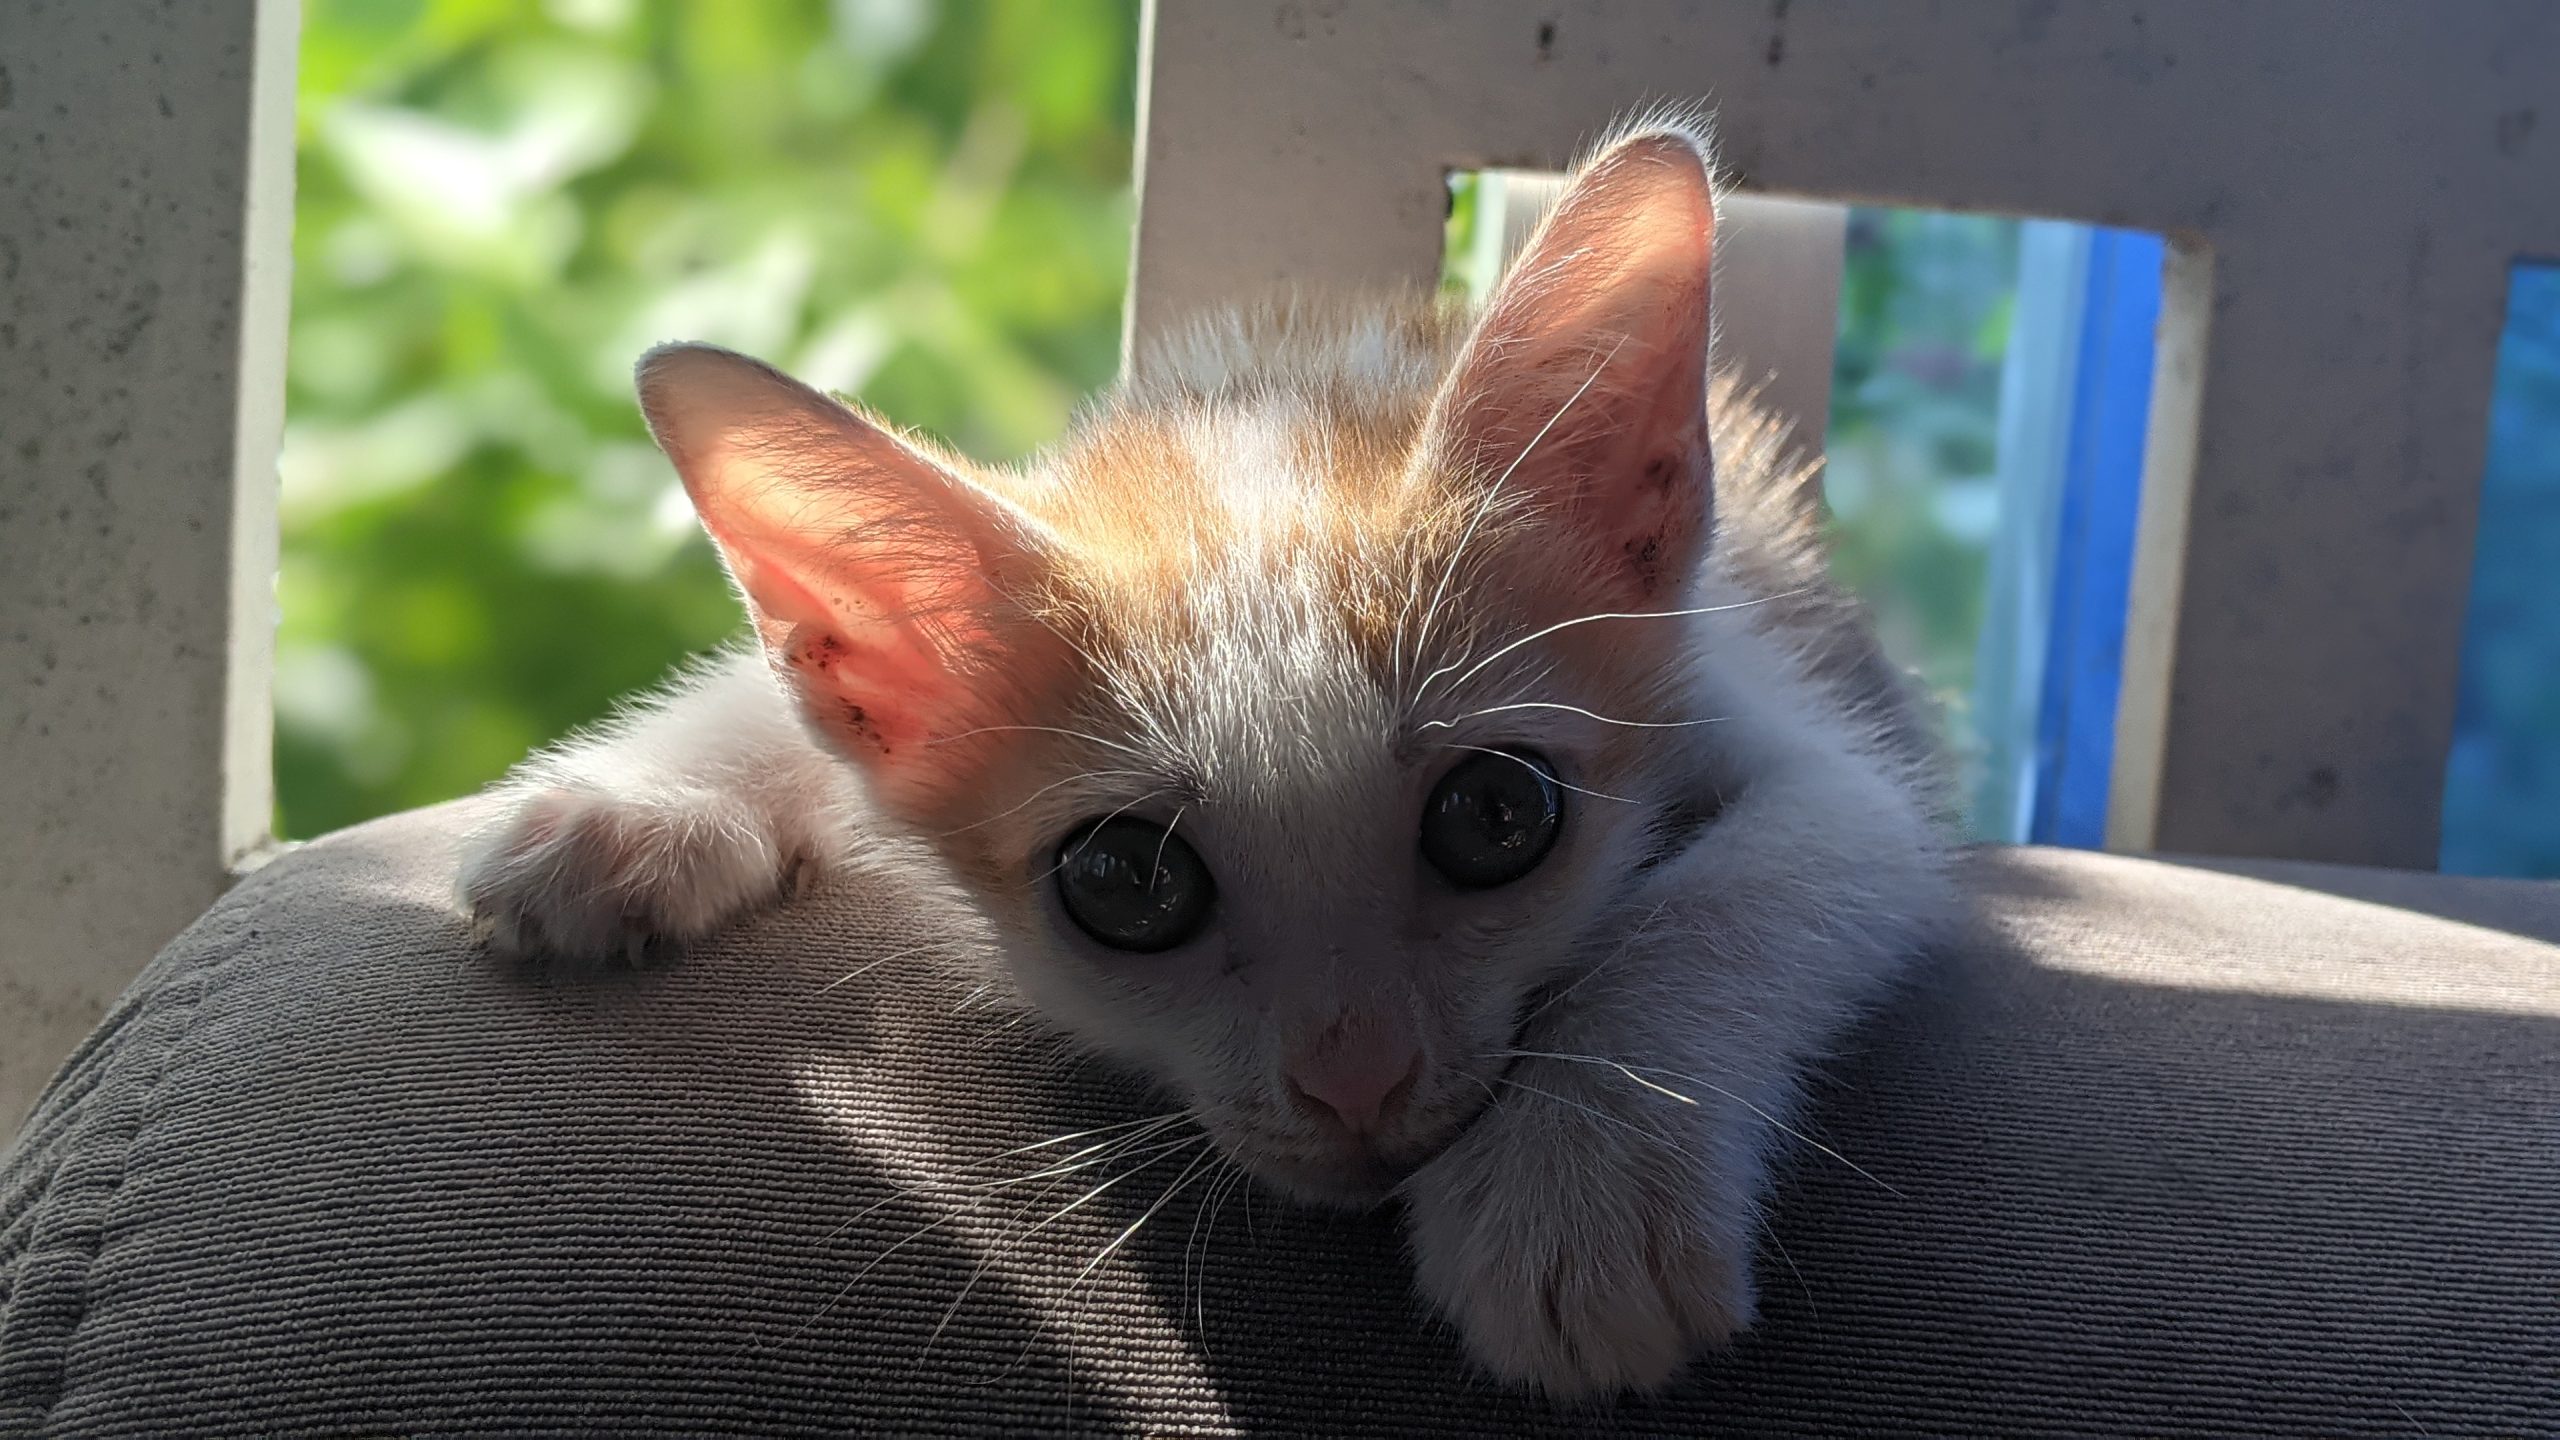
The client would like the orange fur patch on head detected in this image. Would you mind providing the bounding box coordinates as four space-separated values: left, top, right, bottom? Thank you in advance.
641 120 1740 878
1008 337 1535 729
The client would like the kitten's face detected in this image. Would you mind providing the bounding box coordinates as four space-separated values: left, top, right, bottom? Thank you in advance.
638 125 1722 1204
913 467 1700 1205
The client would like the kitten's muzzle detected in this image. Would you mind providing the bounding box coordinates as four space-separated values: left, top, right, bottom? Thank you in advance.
1283 1046 1424 1137
1226 993 1551 1207
1280 1007 1426 1138
1220 1092 1487 1209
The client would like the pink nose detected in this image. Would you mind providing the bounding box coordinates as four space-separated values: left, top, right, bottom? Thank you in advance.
1285 1024 1424 1135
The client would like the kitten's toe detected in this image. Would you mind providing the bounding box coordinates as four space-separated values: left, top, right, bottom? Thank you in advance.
458 786 798 967
1430 1225 1751 1397
1402 1121 1756 1398
778 846 827 901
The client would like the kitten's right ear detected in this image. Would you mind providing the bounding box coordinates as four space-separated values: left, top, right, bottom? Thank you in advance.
636 343 1062 799
1421 122 1719 606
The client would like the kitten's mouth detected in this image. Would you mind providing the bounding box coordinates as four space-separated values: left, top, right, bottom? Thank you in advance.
1226 1099 1501 1209
1481 973 1565 1088
1374 980 1564 1193
1218 981 1567 1207
1235 1147 1412 1211
1441 981 1552 1128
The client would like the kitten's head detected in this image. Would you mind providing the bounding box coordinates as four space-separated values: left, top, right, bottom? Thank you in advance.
641 123 1723 1205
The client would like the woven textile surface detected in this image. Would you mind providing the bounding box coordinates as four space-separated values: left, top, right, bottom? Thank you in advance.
4 799 2556 1435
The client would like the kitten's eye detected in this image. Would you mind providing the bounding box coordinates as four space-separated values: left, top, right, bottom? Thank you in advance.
1421 748 1564 889
1054 817 1216 953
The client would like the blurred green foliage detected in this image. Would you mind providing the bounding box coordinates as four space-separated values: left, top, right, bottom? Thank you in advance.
1824 209 2020 812
278 0 1136 838
285 3 2014 842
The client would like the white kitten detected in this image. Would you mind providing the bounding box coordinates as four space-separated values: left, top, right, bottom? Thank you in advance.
460 116 1956 1397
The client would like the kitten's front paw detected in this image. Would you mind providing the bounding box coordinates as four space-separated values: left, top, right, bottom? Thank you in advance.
459 786 809 965
1401 1096 1758 1398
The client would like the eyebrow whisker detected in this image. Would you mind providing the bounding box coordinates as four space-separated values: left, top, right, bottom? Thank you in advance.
1420 702 1728 733
1437 744 1641 804
1418 590 1804 702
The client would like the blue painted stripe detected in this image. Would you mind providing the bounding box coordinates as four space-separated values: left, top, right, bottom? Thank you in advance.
2440 262 2560 877
2029 228 2164 847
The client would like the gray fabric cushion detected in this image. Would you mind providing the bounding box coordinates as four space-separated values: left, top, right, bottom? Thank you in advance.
3 799 2556 1436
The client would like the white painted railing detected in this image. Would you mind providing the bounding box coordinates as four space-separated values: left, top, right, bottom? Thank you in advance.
7 0 2555 1128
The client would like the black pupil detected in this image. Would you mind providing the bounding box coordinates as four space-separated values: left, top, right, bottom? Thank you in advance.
1055 817 1215 953
1421 749 1564 889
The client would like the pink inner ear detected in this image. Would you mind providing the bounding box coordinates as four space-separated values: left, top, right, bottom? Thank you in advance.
636 342 1056 773
776 623 961 757
1428 129 1719 603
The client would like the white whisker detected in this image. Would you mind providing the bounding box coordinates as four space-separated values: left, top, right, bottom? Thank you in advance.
1420 701 1729 733
811 939 946 997
1409 339 1627 687
1064 1146 1220 1294
1028 789 1173 887
933 768 1158 839
952 1127 1199 1194
1148 806 1188 892
1515 899 1677 1026
1501 1049 1904 1199
1498 1048 1698 1106
971 1007 1043 1046
932 1134 1215 1354
977 1111 1189 1165
1184 1158 1245 1345
1491 1077 1702 1166
979 1142 1221 1384
792 1142 1172 1344
928 723 1155 763
1766 1227 1819 1317
1419 591 1804 703
816 1126 1196 1253
1439 744 1639 804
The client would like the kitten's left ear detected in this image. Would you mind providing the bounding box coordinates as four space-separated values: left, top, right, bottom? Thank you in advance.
636 343 1066 810
1422 124 1717 603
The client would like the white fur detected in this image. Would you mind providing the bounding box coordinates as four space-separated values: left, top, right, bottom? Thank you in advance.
457 520 1952 1402
1402 590 1953 1392
456 117 1958 1399
458 648 866 964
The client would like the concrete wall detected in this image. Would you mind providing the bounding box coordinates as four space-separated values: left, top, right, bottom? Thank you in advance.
1 0 298 1128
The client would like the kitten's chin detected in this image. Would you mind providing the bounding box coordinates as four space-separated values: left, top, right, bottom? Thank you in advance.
1214 1091 1503 1210
1230 1129 1480 1211
1242 1152 1409 1211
